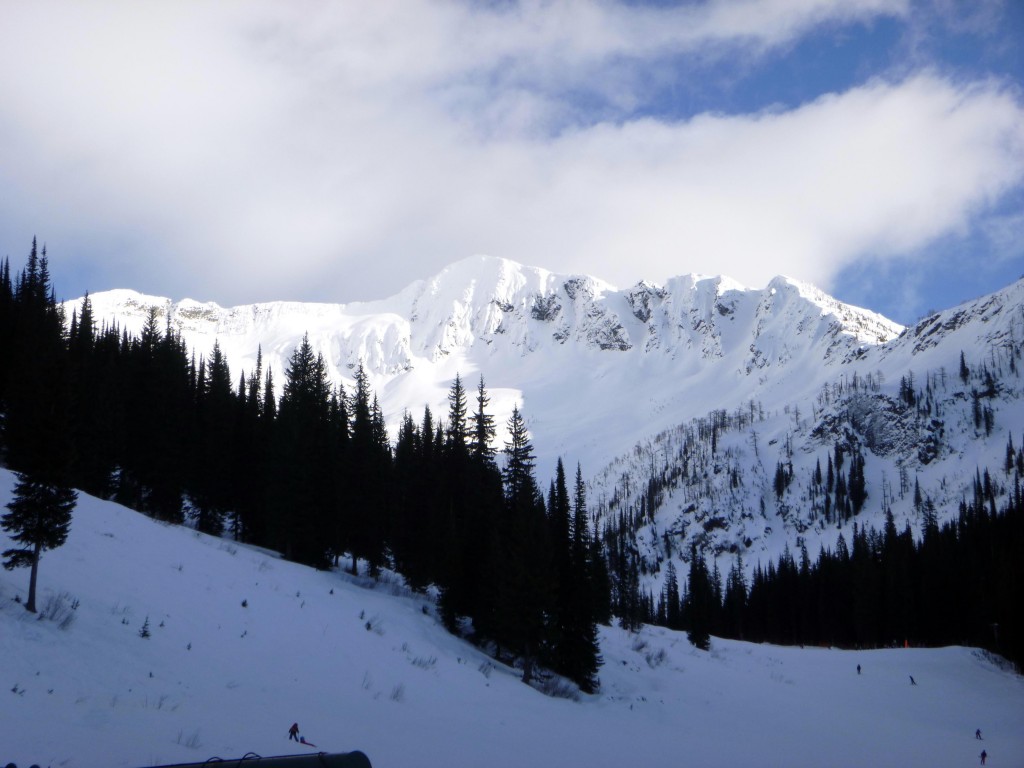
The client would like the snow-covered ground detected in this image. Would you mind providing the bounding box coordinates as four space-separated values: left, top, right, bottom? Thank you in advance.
2 468 1022 768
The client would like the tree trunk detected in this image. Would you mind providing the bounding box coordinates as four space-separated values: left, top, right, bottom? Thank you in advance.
26 542 41 613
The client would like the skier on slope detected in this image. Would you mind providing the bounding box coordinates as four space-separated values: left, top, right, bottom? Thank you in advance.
289 722 300 742
980 749 987 765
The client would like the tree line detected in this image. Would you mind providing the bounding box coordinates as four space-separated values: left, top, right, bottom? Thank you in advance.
0 242 606 692
648 464 1023 668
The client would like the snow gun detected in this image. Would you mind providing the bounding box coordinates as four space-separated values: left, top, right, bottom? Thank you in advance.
140 751 371 768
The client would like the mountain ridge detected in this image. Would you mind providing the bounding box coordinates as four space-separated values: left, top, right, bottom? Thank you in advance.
70 256 907 479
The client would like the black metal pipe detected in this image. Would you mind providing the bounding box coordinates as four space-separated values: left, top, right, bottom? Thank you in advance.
137 751 371 768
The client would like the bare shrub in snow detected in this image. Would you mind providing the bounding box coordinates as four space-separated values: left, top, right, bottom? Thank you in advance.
39 591 78 630
645 648 667 668
176 729 202 749
535 674 580 702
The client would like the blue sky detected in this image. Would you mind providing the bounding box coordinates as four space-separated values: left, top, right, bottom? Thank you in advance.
0 0 1022 324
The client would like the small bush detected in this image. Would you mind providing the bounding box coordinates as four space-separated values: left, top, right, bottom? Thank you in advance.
39 591 78 630
535 674 580 702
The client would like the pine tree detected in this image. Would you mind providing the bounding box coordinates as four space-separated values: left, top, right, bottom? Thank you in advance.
446 373 469 451
344 362 390 575
547 459 573 675
471 375 497 462
569 462 603 691
273 334 335 566
1 241 78 613
2 473 76 613
496 405 551 681
685 545 714 650
664 559 682 629
191 341 234 536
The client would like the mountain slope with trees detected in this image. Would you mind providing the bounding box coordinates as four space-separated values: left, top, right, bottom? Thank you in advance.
3 240 1022 680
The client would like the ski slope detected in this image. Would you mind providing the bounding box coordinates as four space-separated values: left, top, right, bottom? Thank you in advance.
2 469 1022 767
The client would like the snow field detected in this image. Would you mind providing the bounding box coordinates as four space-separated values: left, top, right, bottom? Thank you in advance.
2 468 1023 767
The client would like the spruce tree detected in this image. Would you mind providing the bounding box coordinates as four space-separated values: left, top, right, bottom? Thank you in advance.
346 362 389 575
2 473 76 613
471 375 497 462
685 545 714 650
548 459 573 675
1 241 78 613
569 462 603 691
274 334 334 566
497 405 551 681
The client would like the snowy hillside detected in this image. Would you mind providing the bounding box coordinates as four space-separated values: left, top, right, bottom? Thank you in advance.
590 276 1024 589
3 467 1022 768
71 256 902 477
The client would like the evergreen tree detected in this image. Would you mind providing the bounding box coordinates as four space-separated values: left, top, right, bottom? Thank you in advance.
496 405 551 681
1 241 78 613
721 555 747 639
191 341 234 535
471 374 497 462
547 459 574 674
2 473 76 613
273 334 334 566
663 559 682 630
685 545 714 650
346 362 389 575
569 462 603 690
446 373 469 451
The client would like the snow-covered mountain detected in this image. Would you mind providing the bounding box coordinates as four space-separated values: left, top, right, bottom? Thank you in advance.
589 275 1024 587
72 258 1024 584
73 255 902 475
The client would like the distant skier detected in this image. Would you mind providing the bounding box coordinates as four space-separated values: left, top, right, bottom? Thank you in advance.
856 664 861 675
980 749 987 765
909 675 917 685
976 729 983 740
289 722 300 742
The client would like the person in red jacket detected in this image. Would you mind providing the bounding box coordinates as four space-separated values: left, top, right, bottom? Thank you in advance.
289 723 300 742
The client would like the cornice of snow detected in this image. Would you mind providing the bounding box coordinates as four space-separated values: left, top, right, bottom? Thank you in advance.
71 257 904 369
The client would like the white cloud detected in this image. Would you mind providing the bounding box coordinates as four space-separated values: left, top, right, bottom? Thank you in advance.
0 1 1020 306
